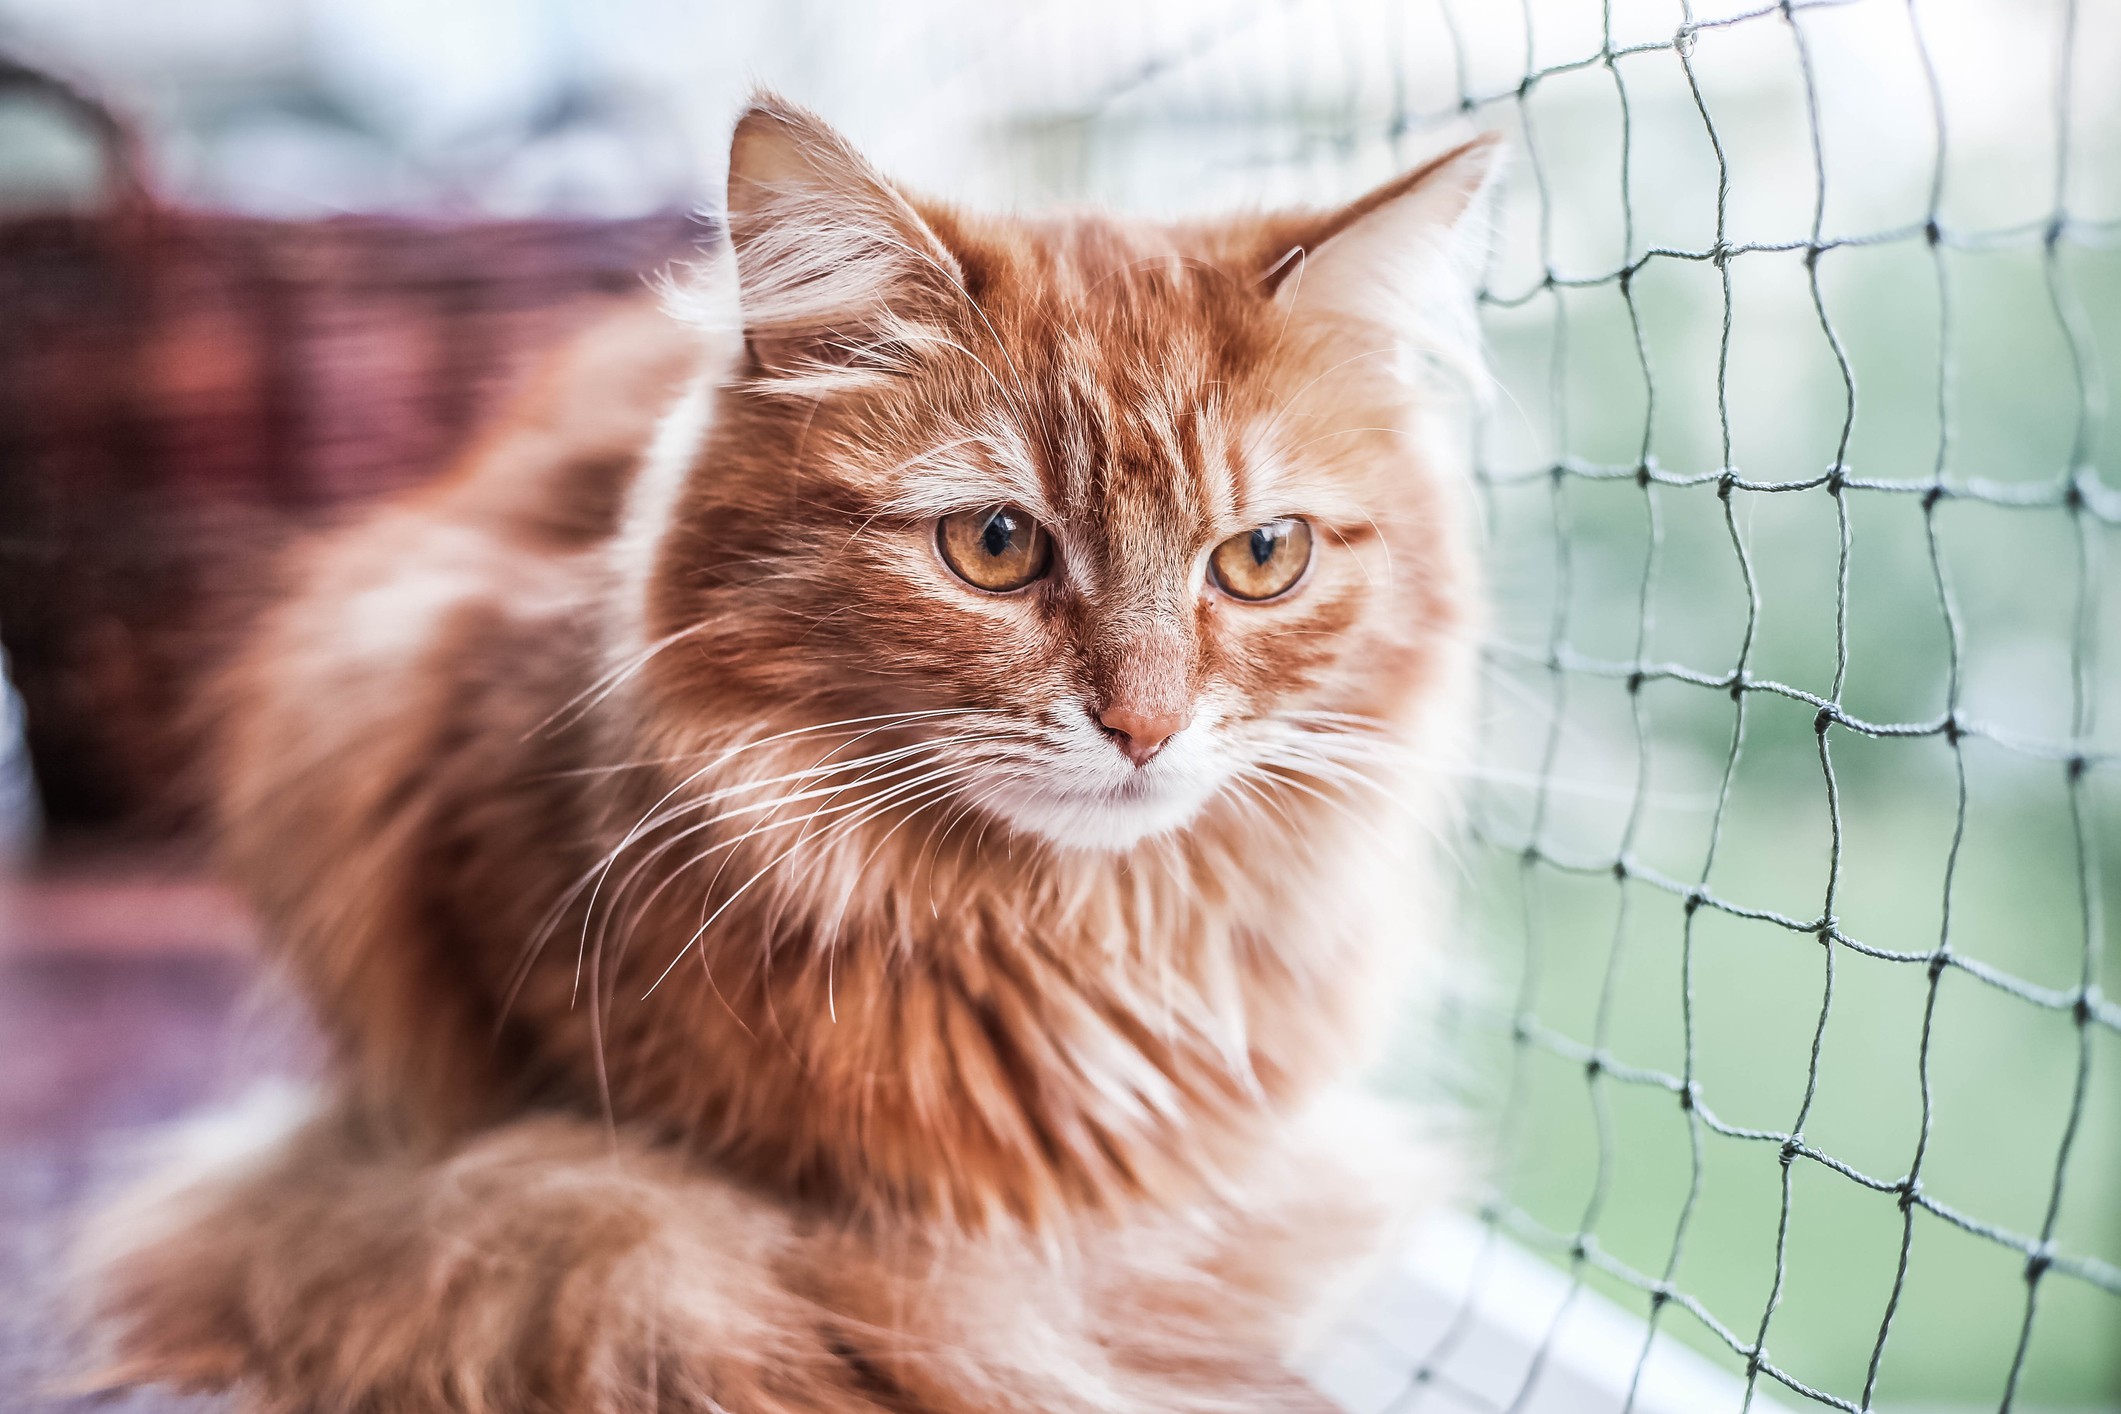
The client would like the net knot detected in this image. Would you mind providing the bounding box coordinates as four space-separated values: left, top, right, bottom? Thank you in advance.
1924 218 1942 246
2067 753 2088 784
1926 951 1949 982
2073 988 2095 1026
1942 712 1963 745
1779 1137 1801 1167
1895 1177 1919 1212
2025 1247 2053 1283
1923 481 1948 510
1625 670 1645 696
1814 706 1837 736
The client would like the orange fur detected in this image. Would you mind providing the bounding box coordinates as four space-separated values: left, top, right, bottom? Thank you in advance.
81 97 1500 1411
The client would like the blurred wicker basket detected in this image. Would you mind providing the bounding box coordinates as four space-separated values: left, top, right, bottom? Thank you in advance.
0 57 703 835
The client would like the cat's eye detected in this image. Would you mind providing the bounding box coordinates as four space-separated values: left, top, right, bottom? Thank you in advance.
1208 518 1313 602
937 507 1053 593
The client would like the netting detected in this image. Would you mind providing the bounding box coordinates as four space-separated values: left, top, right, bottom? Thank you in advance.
1446 5 2114 1410
1430 3 2113 1410
1028 1 2121 1409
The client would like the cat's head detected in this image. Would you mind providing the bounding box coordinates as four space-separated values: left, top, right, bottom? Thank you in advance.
632 97 1498 854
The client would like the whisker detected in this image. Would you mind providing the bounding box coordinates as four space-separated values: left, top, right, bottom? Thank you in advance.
594 737 1012 959
1256 723 1713 809
497 708 1000 1026
566 708 992 998
522 621 708 743
639 763 986 999
578 724 1018 1011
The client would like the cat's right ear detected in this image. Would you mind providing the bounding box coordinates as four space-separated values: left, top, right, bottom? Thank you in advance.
1257 133 1503 395
717 95 965 392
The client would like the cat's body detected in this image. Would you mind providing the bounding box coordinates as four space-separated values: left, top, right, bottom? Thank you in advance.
82 101 1498 1412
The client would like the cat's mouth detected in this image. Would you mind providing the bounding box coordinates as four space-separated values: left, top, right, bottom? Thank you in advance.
977 751 1226 853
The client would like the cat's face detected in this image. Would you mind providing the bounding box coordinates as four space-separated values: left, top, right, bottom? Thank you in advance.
642 101 1495 853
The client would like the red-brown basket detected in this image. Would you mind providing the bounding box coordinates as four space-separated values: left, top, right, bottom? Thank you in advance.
0 58 703 834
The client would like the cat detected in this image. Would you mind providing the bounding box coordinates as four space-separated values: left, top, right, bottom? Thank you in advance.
78 96 1499 1412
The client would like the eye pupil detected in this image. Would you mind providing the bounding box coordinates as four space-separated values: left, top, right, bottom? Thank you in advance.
1250 527 1276 565
982 513 1014 558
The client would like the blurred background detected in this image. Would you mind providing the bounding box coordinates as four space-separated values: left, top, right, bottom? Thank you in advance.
0 0 2115 1410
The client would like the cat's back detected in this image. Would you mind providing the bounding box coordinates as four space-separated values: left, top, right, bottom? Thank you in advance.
435 299 702 551
226 299 699 791
211 301 703 1131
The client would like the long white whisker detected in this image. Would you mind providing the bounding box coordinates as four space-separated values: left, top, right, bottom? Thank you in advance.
567 709 990 1004
578 722 1019 1018
522 621 709 742
639 762 986 999
498 709 999 1025
595 739 1010 961
597 757 975 1060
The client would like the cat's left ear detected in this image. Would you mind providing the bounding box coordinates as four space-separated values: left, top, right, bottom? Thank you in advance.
1260 134 1504 386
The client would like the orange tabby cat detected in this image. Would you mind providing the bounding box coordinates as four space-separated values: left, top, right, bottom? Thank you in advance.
82 97 1498 1412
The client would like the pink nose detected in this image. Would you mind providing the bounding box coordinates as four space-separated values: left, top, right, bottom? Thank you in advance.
1097 703 1190 766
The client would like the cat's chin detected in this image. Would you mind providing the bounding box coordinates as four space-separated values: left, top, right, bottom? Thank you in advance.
982 777 1220 853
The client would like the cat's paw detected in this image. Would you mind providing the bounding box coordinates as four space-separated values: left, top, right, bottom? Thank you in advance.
81 1109 893 1414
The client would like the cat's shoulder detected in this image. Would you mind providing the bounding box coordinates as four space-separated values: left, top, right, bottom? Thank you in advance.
431 298 703 552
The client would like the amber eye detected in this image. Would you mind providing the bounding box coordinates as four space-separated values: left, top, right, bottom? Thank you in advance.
937 507 1053 593
1208 517 1313 602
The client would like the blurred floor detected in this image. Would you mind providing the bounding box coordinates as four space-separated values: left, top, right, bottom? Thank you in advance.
0 867 286 1413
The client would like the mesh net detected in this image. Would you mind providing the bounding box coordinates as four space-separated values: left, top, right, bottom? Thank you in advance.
1028 1 2121 1408
1447 4 2115 1409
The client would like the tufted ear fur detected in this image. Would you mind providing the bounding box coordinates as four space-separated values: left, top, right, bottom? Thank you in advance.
719 94 967 392
1261 134 1504 393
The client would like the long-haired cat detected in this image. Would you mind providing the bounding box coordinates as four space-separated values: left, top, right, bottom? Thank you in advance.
80 97 1499 1412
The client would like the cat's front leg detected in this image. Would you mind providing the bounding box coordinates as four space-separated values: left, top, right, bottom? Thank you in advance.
79 1102 897 1414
